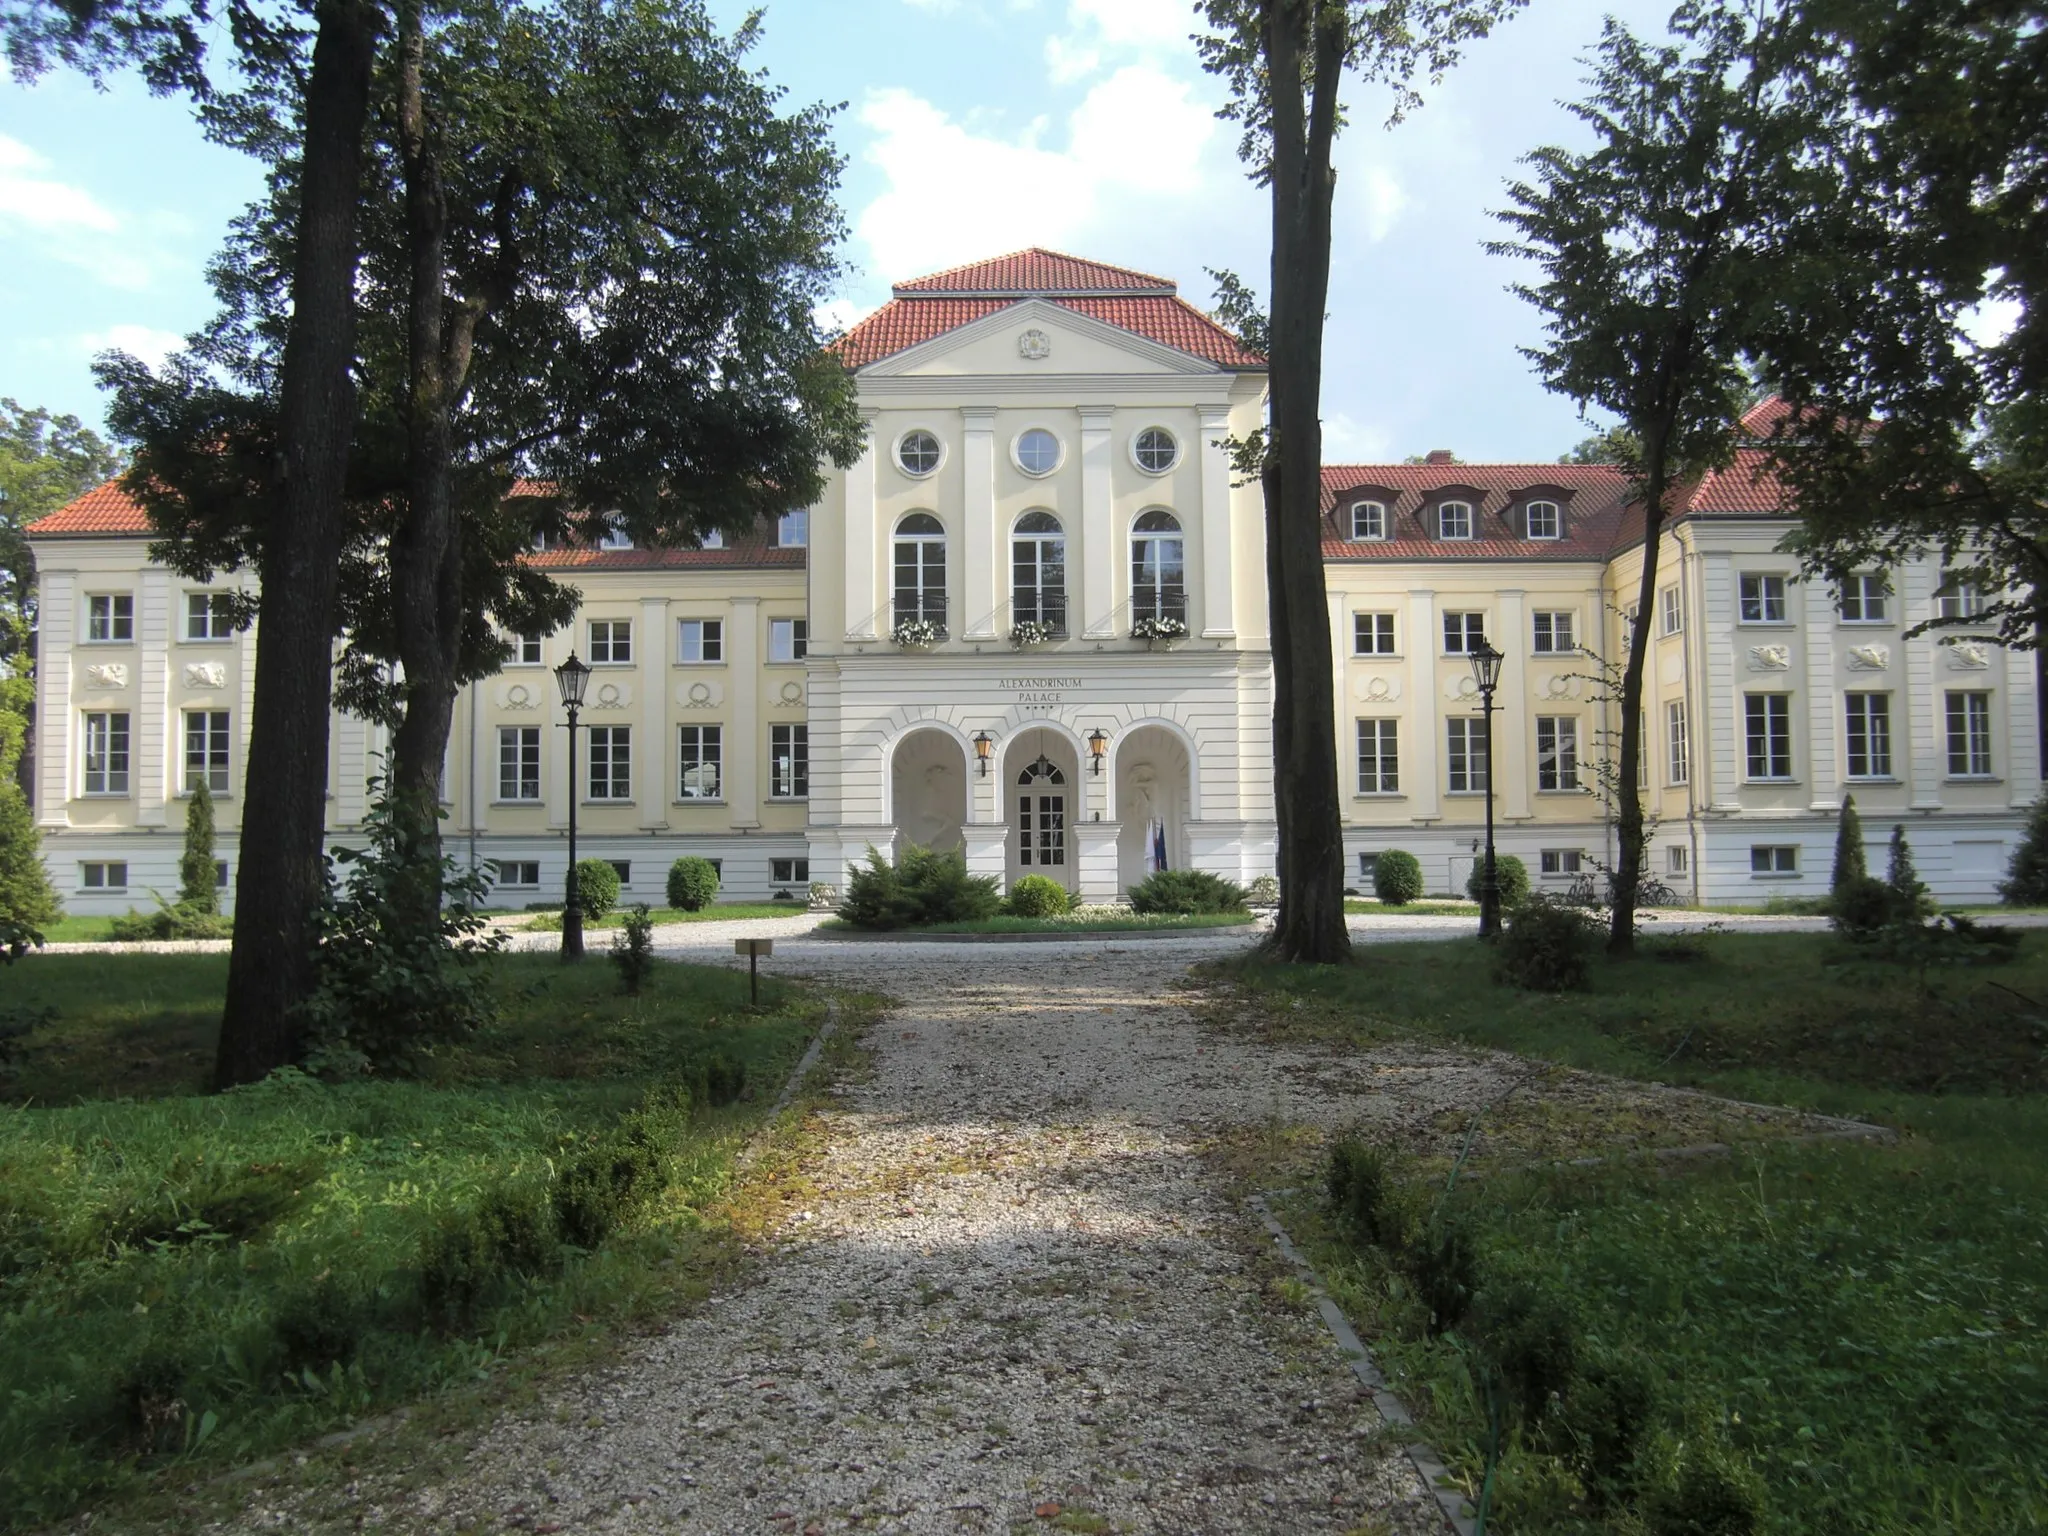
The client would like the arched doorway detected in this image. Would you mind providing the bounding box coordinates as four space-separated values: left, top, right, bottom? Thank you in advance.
891 728 967 859
1115 725 1193 895
1004 727 1080 892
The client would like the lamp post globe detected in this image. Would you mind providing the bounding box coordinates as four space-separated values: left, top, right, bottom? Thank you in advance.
554 652 591 960
1467 638 1505 941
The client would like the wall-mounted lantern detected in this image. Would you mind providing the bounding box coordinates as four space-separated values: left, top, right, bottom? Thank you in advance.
972 730 994 777
1087 727 1109 776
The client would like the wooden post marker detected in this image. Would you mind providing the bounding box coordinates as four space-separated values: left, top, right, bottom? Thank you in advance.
735 937 773 1006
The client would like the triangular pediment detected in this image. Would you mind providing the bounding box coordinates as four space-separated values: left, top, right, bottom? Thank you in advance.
860 298 1220 378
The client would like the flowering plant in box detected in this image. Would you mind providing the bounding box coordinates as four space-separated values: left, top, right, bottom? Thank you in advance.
1131 614 1188 642
892 616 944 648
1009 619 1056 649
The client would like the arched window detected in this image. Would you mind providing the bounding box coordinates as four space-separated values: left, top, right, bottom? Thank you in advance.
1525 499 1561 540
1012 511 1067 633
1016 755 1067 867
1131 510 1186 626
1350 500 1387 540
893 513 947 632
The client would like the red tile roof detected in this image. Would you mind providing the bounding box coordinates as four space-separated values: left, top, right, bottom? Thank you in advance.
25 480 154 535
834 250 1264 370
892 248 1176 295
1319 463 1638 561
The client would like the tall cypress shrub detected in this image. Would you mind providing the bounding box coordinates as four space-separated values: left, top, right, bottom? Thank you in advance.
2001 792 2048 906
179 779 219 913
1886 824 1933 921
0 697 59 929
1829 795 1868 898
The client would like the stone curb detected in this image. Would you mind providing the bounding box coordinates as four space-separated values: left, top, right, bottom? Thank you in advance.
807 923 1260 944
1246 1193 1477 1536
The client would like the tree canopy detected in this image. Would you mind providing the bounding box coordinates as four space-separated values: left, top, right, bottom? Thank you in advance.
0 400 122 667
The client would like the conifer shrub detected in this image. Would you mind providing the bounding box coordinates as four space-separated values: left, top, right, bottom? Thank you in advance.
417 1184 562 1333
1373 849 1425 905
1464 853 1532 908
107 900 234 942
1495 896 1598 991
610 904 656 995
178 780 219 914
837 844 1001 928
1828 875 1895 940
1829 793 1868 901
1127 868 1248 914
1885 824 1936 923
573 857 622 919
1005 874 1071 917
665 855 720 912
2000 791 2048 905
1246 873 1280 906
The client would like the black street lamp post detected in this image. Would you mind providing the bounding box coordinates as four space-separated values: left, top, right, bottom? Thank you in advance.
554 651 591 961
1469 637 1505 941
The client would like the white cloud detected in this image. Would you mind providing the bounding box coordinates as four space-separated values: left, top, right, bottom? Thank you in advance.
812 297 865 337
1321 412 1396 463
82 324 183 369
854 65 1217 281
0 133 167 289
1044 34 1101 84
1961 295 2020 350
1065 0 1200 50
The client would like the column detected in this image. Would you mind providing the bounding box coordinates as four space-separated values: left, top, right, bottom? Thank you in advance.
1699 553 1740 810
1407 589 1441 821
1327 588 1349 803
728 596 761 827
34 569 73 826
138 567 172 827
1802 574 1838 810
843 412 879 640
962 408 998 639
2004 630 2040 807
1080 407 1116 638
1199 404 1235 638
1902 564 1943 809
639 596 669 828
1497 588 1530 820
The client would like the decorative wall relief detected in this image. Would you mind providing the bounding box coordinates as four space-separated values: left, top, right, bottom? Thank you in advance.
499 680 540 710
678 679 723 709
1352 674 1400 703
1946 640 1993 670
1535 672 1584 700
1845 644 1891 671
84 662 130 689
1747 644 1792 671
1444 674 1482 702
777 680 805 707
181 662 225 690
591 680 631 710
1017 328 1051 360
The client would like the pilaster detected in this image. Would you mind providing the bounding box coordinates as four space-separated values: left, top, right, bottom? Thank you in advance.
138 567 171 826
639 596 670 828
729 596 761 826
35 569 73 825
1199 404 1235 638
844 412 879 640
1497 589 1530 820
1903 564 1944 809
1699 553 1740 810
1803 576 1838 810
1078 820 1121 903
1407 589 1441 821
962 408 998 639
1080 407 1116 638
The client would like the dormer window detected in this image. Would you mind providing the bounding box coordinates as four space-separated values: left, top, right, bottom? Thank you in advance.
597 517 634 551
701 529 724 550
1350 500 1387 541
1437 500 1473 541
1525 500 1561 540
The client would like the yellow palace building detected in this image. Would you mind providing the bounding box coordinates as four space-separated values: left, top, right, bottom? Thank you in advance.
27 251 2039 911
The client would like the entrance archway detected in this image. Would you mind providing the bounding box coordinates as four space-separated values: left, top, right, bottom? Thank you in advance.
890 728 968 858
1003 726 1080 892
1115 725 1193 895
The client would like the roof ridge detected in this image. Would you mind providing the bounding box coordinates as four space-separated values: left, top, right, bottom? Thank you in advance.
892 247 1179 297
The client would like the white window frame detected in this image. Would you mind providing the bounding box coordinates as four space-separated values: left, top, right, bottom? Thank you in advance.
82 710 130 795
1446 717 1489 793
1014 428 1063 477
677 724 723 800
1739 573 1788 624
1659 584 1682 636
494 859 541 888
1539 849 1583 876
585 725 632 801
1947 691 1994 777
184 709 231 796
894 514 949 631
1838 572 1890 624
768 618 808 663
498 725 542 802
1937 574 1987 619
588 618 632 665
771 856 811 885
1525 499 1561 540
81 860 128 891
896 429 943 477
184 591 235 641
596 517 634 551
1442 611 1487 654
1437 500 1474 541
1012 512 1068 633
776 509 809 548
1532 610 1576 654
514 633 545 666
1535 715 1580 791
770 723 808 799
1356 718 1399 795
1133 427 1179 474
1350 500 1387 541
1667 844 1689 876
86 593 133 643
1666 699 1689 786
1130 510 1187 626
1750 845 1799 877
1744 693 1793 781
1353 612 1396 656
1844 692 1893 779
677 618 724 664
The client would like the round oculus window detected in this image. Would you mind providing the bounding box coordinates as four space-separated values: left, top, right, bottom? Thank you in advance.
897 430 942 477
1134 426 1179 473
1016 428 1062 476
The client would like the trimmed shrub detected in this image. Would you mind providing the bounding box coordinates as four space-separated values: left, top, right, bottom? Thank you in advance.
178 780 219 914
418 1184 562 1332
665 856 720 912
1373 849 1425 905
1006 874 1071 917
1829 874 1894 940
2001 791 2048 905
1496 896 1597 992
107 901 234 942
1246 873 1280 906
1127 868 1248 915
838 844 1000 929
573 858 622 920
1327 1137 1414 1252
1829 794 1868 899
554 1135 665 1249
1463 853 1531 908
611 904 656 995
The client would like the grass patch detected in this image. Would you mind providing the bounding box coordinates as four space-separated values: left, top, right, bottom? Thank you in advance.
522 901 813 931
1222 932 2048 1533
1344 899 1482 917
819 910 1256 935
35 914 162 944
0 951 832 1530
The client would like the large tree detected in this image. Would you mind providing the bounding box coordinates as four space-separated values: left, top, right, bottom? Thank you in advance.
0 400 122 673
1198 0 1524 964
7 0 386 1085
1492 0 1819 952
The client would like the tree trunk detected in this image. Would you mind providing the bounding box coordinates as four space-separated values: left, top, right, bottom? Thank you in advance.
1608 441 1670 957
388 0 466 915
1261 0 1351 965
213 0 380 1089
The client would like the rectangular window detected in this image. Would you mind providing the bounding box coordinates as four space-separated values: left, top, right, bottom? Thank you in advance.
677 725 723 799
1353 612 1396 655
494 859 541 887
1358 851 1378 883
1739 573 1787 623
588 618 631 664
1437 501 1473 540
770 723 808 799
81 860 128 890
1751 845 1798 875
1356 719 1399 794
82 711 130 795
1535 716 1580 791
772 857 811 885
215 859 229 889
700 529 725 550
1351 501 1386 540
1525 501 1561 539
1938 575 1987 619
184 709 230 795
1667 844 1689 875
1666 700 1689 786
87 593 133 642
587 725 632 800
769 618 808 663
1532 611 1576 654
1442 611 1487 654
1446 717 1489 793
1844 692 1893 778
516 633 544 665
1947 691 1993 776
609 860 631 883
777 509 809 548
184 592 235 640
1839 573 1890 623
1659 584 1682 636
596 518 633 551
1744 693 1792 780
677 619 723 663
1539 849 1583 876
498 725 541 801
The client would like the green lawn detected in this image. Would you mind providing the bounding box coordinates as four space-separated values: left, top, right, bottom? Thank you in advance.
0 951 834 1530
1344 898 1483 917
822 909 1257 935
1221 933 2048 1534
34 913 141 943
522 901 812 931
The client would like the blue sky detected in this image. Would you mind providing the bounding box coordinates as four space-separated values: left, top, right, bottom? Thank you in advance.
1 0 1676 465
